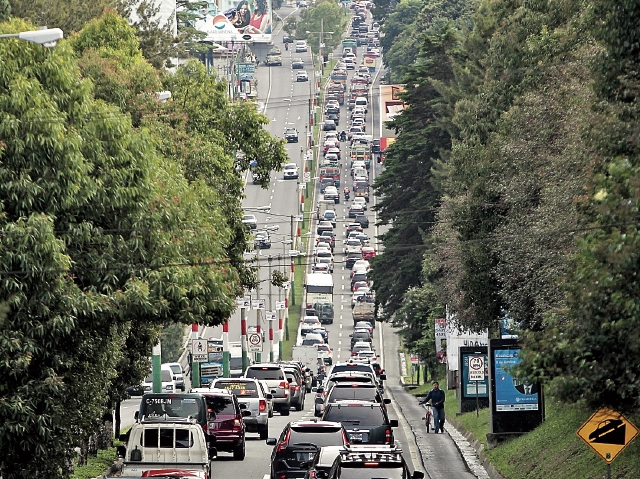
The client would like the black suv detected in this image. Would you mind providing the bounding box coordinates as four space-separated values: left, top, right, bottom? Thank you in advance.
321 445 424 479
350 330 372 349
266 421 350 479
345 252 363 269
321 401 397 445
354 214 369 228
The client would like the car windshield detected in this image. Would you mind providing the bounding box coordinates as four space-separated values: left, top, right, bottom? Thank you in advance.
324 405 385 426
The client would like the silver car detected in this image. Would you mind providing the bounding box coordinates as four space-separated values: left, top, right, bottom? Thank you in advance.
210 377 271 439
244 363 291 416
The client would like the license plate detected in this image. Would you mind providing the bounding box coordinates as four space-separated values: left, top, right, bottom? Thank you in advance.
296 452 314 462
349 433 363 442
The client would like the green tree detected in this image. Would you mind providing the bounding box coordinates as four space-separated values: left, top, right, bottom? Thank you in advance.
518 0 640 411
0 0 10 21
0 17 154 477
370 26 457 321
294 0 348 54
8 0 114 33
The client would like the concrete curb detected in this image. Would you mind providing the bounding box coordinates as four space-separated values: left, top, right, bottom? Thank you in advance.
446 416 507 479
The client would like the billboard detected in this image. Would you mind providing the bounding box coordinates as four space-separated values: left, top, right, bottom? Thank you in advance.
191 0 272 43
493 348 539 411
434 318 446 363
379 84 405 123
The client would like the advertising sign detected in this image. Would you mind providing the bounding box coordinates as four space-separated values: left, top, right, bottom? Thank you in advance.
191 0 272 43
435 318 446 363
446 324 488 372
494 348 539 411
379 84 405 123
362 55 377 71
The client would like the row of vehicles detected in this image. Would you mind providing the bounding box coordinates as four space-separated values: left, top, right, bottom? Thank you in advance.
117 360 317 475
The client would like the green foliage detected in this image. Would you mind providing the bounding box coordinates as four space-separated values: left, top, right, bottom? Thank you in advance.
370 25 456 321
8 0 114 33
0 0 10 21
293 0 348 54
161 322 188 363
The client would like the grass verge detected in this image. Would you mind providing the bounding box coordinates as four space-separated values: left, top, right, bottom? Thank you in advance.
69 446 119 479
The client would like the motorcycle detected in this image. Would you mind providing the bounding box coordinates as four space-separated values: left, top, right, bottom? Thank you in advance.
344 189 350 201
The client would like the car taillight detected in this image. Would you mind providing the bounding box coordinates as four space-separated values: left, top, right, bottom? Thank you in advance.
385 428 392 443
276 429 290 452
280 381 290 389
342 428 350 446
233 418 242 431
259 400 267 412
291 385 299 391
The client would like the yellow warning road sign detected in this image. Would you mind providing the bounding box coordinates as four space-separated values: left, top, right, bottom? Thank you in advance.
577 407 639 463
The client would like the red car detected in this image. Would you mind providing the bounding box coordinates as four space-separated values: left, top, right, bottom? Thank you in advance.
362 246 377 260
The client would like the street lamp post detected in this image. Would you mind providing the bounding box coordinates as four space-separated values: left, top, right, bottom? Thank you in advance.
0 28 64 47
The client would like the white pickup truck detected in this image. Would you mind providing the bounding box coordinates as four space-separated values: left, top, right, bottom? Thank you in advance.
117 418 212 477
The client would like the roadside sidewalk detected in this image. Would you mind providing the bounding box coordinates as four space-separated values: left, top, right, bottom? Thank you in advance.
382 322 491 479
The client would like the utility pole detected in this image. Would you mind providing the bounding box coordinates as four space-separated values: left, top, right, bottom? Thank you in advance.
268 255 274 362
256 285 262 363
222 319 230 377
152 341 162 393
191 324 200 388
241 306 248 372
320 18 324 75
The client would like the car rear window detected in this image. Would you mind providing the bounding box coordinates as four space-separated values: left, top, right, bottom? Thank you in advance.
289 428 345 447
331 364 373 375
140 395 204 421
204 395 236 415
328 385 377 402
246 367 285 380
143 428 193 448
214 380 259 398
323 405 385 426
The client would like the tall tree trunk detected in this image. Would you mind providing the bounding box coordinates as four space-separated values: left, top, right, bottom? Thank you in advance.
114 400 122 440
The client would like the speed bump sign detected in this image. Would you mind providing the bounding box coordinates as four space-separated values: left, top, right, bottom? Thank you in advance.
577 407 638 463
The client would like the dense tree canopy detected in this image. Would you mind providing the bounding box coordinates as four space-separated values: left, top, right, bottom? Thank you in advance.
0 11 286 476
377 0 640 411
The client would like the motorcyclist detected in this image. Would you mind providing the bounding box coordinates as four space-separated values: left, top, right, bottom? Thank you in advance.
284 42 288 51
340 130 347 142
344 187 350 200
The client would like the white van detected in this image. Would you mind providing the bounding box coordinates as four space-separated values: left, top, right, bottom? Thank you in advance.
163 362 185 391
355 96 368 112
142 365 176 393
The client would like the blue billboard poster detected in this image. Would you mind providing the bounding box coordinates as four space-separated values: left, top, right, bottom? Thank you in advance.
190 0 272 43
493 349 539 411
462 353 489 397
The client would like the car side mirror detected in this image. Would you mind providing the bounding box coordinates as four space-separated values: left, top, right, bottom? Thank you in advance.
266 438 277 446
133 410 139 421
242 410 252 417
389 419 399 428
317 387 324 393
271 389 277 395
116 445 126 458
266 393 273 400
379 374 387 381
384 398 391 404
412 472 425 479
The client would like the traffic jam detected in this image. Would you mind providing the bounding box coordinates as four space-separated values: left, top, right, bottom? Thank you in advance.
113 3 425 479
